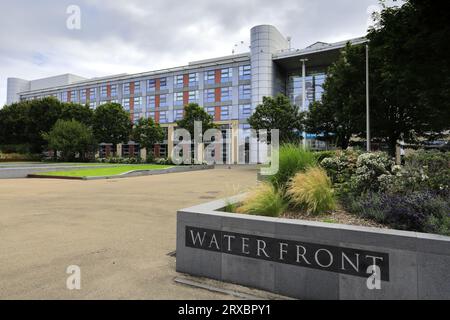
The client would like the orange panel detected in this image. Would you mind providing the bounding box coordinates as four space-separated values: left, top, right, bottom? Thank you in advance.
215 69 221 84
155 95 160 109
130 82 135 95
183 91 189 105
215 88 221 103
156 79 161 91
155 111 160 124
67 91 71 102
215 106 221 121
183 74 189 87
107 84 111 98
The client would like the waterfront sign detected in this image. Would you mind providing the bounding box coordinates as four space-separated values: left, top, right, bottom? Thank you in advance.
185 226 390 281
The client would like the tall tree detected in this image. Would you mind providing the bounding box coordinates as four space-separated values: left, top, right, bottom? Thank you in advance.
0 101 31 148
61 102 94 127
27 97 64 153
176 103 215 138
131 117 164 154
248 94 303 144
303 44 366 149
367 0 450 152
92 103 132 152
42 119 97 162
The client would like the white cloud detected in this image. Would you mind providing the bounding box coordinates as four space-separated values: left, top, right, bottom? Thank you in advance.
0 0 384 106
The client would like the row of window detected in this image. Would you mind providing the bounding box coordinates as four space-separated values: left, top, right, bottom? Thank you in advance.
121 85 251 108
36 66 252 103
128 104 253 124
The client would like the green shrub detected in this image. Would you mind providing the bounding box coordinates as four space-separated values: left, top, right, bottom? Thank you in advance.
287 167 336 215
344 191 450 236
350 152 395 193
313 150 337 163
0 152 41 162
237 183 287 217
406 150 450 191
320 149 361 184
268 144 317 190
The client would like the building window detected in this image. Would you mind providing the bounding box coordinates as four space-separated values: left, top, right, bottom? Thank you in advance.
174 109 184 121
147 111 155 120
147 79 156 92
239 84 251 100
220 106 230 120
160 78 167 89
221 68 233 83
90 101 97 109
111 99 119 104
134 97 142 113
204 70 215 84
205 107 215 117
287 72 326 110
160 94 168 107
188 90 199 103
89 88 96 101
147 95 156 110
122 98 130 111
134 81 141 94
174 92 184 106
221 87 232 102
189 73 199 86
204 89 215 103
80 89 87 101
123 83 131 95
159 111 168 123
100 85 108 98
239 65 251 80
61 92 69 102
239 104 253 120
111 84 117 97
70 90 78 102
174 75 184 88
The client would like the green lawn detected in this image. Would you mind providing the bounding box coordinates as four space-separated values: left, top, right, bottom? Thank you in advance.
38 164 173 177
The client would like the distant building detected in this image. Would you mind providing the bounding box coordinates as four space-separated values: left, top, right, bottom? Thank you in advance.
7 25 365 162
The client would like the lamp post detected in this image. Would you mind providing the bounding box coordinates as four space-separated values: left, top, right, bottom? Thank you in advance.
366 44 371 152
300 58 308 147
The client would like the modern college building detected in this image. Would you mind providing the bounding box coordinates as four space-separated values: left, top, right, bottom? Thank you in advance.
6 25 365 163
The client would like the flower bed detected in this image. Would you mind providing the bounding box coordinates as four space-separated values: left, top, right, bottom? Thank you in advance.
237 145 449 236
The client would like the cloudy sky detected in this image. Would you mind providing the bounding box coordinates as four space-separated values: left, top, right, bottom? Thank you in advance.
0 0 389 106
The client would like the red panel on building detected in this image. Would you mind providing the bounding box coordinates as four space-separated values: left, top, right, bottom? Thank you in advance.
67 91 71 102
215 106 221 121
156 79 161 91
183 91 189 106
215 69 221 84
183 74 189 87
107 84 111 99
155 111 160 124
215 88 221 103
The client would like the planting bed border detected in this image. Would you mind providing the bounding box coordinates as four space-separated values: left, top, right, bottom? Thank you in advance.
176 194 450 300
27 164 214 180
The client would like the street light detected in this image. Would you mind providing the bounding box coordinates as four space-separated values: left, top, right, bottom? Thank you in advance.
300 58 309 147
366 44 371 152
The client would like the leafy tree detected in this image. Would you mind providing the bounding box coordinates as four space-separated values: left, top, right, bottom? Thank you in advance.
176 103 215 137
42 119 96 162
27 97 64 153
61 102 94 127
131 117 164 154
92 103 132 152
367 0 450 152
303 44 366 149
0 101 32 148
248 94 303 143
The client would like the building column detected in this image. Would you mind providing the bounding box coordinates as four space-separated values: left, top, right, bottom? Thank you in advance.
167 125 175 160
231 120 239 164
